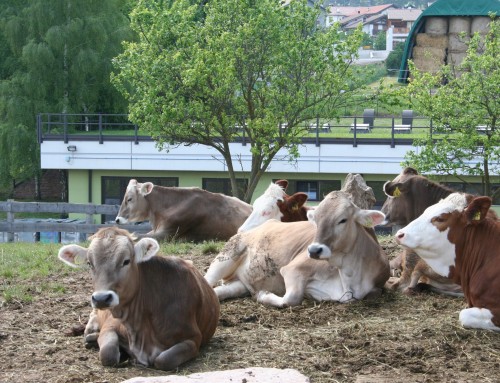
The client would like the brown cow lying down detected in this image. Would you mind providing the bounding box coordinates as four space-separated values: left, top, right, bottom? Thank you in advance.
237 180 311 232
381 167 464 296
205 191 390 307
395 194 500 331
58 227 220 370
115 179 252 242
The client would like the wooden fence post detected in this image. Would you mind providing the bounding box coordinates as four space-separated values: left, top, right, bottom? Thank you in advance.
7 199 14 242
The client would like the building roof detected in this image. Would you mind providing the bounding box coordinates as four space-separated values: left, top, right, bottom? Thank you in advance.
387 9 422 22
338 4 395 27
398 0 500 83
329 4 394 18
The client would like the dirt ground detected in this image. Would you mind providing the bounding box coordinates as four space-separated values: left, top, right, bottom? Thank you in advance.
1 238 499 383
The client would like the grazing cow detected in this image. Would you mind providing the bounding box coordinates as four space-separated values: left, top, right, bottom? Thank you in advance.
237 180 310 232
381 167 463 295
205 191 389 307
394 194 500 331
115 179 252 242
58 227 220 369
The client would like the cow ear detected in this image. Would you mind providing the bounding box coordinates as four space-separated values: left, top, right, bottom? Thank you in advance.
402 167 418 176
290 192 308 207
128 179 138 187
383 181 405 198
134 238 160 263
465 196 492 224
356 210 386 228
58 244 88 268
139 182 154 196
307 208 316 223
275 179 288 191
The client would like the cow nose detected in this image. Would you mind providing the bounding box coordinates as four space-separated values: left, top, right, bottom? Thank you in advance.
92 292 115 308
115 217 120 224
395 231 405 244
308 244 323 259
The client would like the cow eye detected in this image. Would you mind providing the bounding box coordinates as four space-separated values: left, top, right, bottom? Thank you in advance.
338 218 347 224
433 217 445 223
127 197 132 203
123 259 130 267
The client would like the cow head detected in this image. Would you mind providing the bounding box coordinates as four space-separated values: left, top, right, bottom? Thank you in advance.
307 191 385 260
58 227 160 309
115 179 154 224
238 182 287 232
380 167 419 226
394 193 474 278
277 192 309 222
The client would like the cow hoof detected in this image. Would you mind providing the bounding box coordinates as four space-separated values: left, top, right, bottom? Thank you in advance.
84 332 99 349
403 287 416 295
384 277 400 291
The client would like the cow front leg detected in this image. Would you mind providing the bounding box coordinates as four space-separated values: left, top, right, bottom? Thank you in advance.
84 308 101 348
97 329 121 367
214 280 249 301
154 339 199 371
257 269 306 307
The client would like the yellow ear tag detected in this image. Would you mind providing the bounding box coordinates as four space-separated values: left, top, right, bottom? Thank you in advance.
473 211 481 221
292 203 299 212
393 187 401 198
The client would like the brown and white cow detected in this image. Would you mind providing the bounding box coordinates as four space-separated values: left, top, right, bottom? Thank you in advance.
58 227 220 370
205 191 389 307
381 167 463 295
237 180 310 232
394 194 500 331
115 179 252 242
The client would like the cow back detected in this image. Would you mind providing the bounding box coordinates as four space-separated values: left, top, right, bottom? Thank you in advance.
146 186 252 241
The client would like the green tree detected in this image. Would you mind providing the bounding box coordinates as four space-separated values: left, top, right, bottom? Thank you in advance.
0 0 134 197
388 18 499 198
113 0 363 201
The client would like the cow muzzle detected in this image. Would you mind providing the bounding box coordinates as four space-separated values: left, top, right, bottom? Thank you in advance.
308 243 332 259
115 216 128 224
91 290 119 309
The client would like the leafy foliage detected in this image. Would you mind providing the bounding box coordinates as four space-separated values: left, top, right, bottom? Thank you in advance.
0 0 134 191
385 42 404 76
113 0 363 201
384 18 500 197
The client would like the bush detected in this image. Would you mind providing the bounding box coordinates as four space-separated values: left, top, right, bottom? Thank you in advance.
385 42 405 76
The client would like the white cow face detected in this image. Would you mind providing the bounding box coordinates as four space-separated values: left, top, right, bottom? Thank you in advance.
307 191 385 260
394 193 468 278
115 179 153 224
238 183 284 233
58 227 159 309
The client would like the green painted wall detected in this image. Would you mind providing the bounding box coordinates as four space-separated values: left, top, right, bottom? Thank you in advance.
67 169 497 222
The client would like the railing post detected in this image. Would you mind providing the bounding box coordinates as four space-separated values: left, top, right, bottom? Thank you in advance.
353 117 357 147
391 117 395 148
98 114 103 144
134 124 139 145
6 199 14 242
430 118 433 139
315 116 320 147
63 114 68 144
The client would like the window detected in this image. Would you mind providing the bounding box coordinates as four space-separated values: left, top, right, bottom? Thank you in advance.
277 180 341 201
297 181 319 201
202 178 248 197
101 176 178 222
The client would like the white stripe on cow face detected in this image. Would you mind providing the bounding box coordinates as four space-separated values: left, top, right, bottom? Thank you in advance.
394 194 467 278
